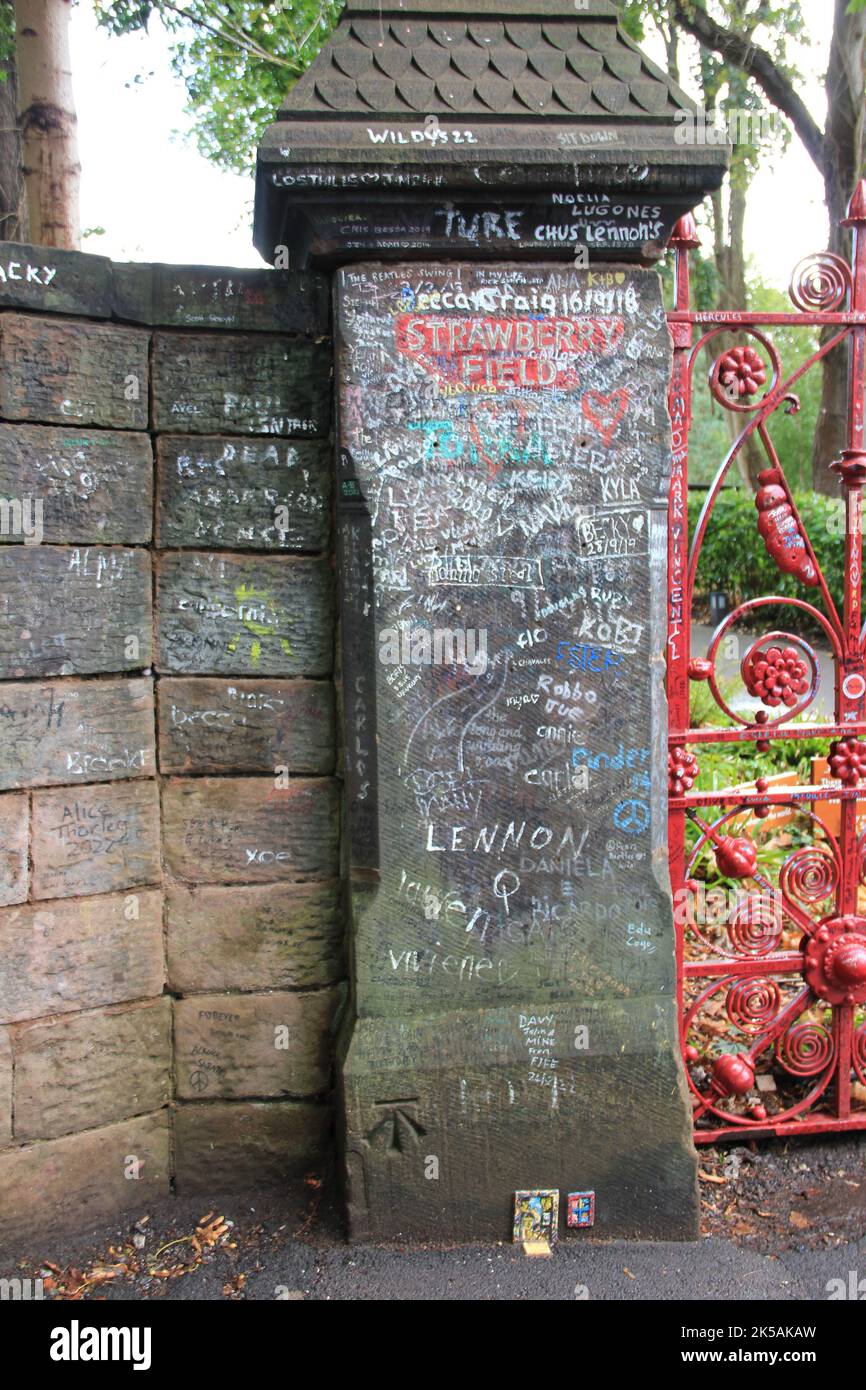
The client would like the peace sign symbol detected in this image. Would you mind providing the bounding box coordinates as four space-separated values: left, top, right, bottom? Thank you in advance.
613 798 650 835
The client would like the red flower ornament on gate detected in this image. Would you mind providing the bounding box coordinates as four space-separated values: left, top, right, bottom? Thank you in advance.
743 645 809 708
668 746 699 796
829 737 866 786
717 344 767 401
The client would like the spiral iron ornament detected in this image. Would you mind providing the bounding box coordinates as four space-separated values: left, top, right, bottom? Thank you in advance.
779 845 839 910
726 978 782 1032
775 1023 835 1077
789 252 852 312
727 893 783 956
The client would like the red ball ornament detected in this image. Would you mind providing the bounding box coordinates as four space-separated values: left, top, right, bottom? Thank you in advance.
712 1053 755 1097
715 835 758 880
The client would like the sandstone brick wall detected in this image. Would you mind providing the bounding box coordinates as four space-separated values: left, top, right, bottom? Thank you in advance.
0 243 342 1248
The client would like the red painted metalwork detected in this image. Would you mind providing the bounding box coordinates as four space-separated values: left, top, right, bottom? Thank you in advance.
666 180 866 1143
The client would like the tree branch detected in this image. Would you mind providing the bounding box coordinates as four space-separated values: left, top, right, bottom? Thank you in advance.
297 7 332 58
156 2 301 71
672 0 826 174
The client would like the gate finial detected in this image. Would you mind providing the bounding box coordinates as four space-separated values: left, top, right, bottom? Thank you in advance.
842 178 866 226
670 213 700 249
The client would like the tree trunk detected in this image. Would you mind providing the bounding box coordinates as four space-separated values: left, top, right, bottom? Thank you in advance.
812 0 866 495
0 35 27 242
14 0 78 248
662 19 679 85
712 173 764 488
699 29 770 491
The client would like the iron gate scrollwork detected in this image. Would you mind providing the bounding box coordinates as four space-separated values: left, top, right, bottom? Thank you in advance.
667 180 866 1142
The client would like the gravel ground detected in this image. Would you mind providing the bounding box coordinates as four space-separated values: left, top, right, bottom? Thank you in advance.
699 1131 866 1253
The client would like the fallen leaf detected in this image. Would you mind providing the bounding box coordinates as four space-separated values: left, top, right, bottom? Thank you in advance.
699 1170 726 1185
195 1213 231 1250
789 1211 811 1229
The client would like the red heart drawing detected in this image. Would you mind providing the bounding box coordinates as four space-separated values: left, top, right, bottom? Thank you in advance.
582 388 629 447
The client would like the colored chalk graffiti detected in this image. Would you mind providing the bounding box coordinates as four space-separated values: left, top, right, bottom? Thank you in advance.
227 582 293 667
336 262 676 1236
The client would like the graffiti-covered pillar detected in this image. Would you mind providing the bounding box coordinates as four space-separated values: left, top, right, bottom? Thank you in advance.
335 261 698 1240
254 0 728 1242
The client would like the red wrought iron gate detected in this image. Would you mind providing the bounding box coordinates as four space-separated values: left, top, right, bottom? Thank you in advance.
666 179 866 1143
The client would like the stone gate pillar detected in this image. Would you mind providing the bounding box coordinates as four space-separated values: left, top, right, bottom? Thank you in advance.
255 0 727 1242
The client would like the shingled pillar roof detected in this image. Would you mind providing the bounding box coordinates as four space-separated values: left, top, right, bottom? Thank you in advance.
253 0 728 265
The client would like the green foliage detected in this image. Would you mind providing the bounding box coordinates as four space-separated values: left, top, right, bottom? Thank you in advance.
0 1 13 74
639 0 808 179
687 703 830 833
689 248 721 311
619 1 668 41
688 487 845 627
660 244 719 312
742 283 823 492
93 1 345 175
662 263 822 491
692 741 792 795
693 726 827 785
689 672 735 729
688 656 829 807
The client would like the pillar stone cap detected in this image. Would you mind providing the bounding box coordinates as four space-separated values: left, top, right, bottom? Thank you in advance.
254 0 728 265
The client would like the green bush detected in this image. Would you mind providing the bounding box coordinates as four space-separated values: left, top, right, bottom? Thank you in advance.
662 271 823 493
688 489 845 631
